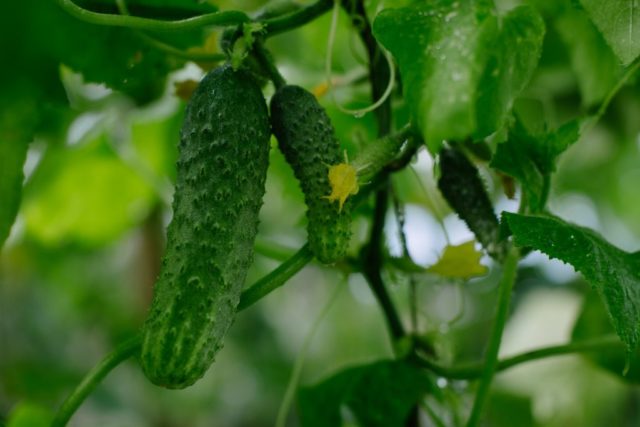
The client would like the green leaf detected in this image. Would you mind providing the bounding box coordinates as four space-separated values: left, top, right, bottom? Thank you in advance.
0 141 29 251
555 9 621 106
503 212 640 353
22 133 156 246
580 0 640 65
490 118 580 213
298 360 434 427
373 2 544 152
572 290 640 382
474 6 546 138
5 0 196 104
0 1 71 251
6 402 52 427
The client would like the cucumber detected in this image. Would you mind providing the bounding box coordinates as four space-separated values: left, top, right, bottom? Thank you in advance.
270 85 352 264
437 147 506 261
140 64 270 389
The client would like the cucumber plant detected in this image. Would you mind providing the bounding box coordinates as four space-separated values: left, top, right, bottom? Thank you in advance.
2 1 640 427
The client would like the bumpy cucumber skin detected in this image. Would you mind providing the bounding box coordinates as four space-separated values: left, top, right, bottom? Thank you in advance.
437 147 506 261
140 65 270 389
270 85 352 264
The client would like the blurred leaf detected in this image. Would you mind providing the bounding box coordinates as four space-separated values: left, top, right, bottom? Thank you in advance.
12 0 198 104
572 290 640 382
6 402 52 427
130 109 181 180
373 2 544 152
486 389 534 427
0 0 72 251
491 117 580 213
503 213 640 353
426 240 488 279
473 6 546 138
555 9 621 106
0 141 29 250
22 133 156 246
298 360 434 427
580 0 640 65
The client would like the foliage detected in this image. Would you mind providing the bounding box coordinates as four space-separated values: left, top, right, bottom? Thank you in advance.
2 0 640 426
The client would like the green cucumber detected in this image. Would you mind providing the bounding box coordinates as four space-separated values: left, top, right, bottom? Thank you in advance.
437 147 506 261
140 64 270 389
270 85 352 264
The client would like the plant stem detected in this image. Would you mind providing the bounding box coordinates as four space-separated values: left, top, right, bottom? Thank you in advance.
263 0 333 37
238 244 314 311
348 0 403 339
252 41 286 89
254 238 297 261
59 0 333 38
363 185 405 340
142 37 226 61
56 0 249 32
594 56 640 121
346 0 392 131
51 335 142 427
465 248 520 427
275 280 343 427
583 56 640 134
415 335 623 379
114 0 226 62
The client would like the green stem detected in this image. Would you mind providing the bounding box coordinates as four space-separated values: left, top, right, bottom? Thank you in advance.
254 238 297 261
347 0 392 133
56 0 249 32
416 335 623 380
51 246 313 426
465 248 520 427
584 56 640 133
114 0 225 62
348 0 404 342
143 38 226 61
595 57 640 120
252 41 286 89
363 185 405 340
51 335 142 427
263 0 333 37
275 280 343 427
237 244 314 311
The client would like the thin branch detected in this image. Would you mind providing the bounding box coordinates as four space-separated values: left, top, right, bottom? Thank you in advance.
347 0 405 342
51 335 142 427
362 185 406 340
114 0 226 62
583 56 640 134
56 0 249 32
263 0 334 37
415 335 624 380
345 0 392 133
466 248 520 427
238 244 314 311
252 41 287 89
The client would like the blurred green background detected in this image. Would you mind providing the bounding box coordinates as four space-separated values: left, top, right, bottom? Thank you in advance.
2 0 640 426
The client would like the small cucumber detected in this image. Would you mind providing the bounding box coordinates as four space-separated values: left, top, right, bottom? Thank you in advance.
270 85 352 264
437 147 506 261
140 64 270 389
